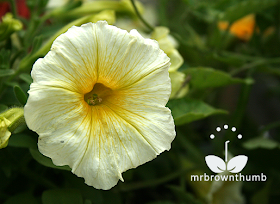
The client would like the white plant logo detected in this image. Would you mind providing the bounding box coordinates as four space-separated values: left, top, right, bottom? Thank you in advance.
205 125 248 173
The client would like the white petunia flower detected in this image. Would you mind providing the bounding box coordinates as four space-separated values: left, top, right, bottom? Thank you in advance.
24 21 176 190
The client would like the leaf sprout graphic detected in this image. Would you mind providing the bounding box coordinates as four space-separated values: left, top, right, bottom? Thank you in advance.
205 125 248 173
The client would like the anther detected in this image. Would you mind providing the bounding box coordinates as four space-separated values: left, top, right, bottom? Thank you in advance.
86 94 102 106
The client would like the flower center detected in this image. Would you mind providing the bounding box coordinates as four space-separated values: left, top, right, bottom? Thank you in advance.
85 93 102 106
84 83 113 106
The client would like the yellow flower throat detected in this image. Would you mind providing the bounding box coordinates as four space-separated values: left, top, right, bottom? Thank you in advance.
84 83 113 106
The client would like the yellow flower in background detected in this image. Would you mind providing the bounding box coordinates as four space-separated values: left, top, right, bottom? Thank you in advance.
218 14 256 41
24 21 176 190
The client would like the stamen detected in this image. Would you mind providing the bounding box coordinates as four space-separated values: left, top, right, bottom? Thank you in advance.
86 94 102 106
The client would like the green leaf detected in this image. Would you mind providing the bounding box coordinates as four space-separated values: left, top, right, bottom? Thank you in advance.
220 0 277 23
167 98 227 125
42 189 83 204
8 133 37 149
14 85 28 105
183 67 246 89
0 86 21 106
19 73 33 84
0 69 14 77
212 52 246 67
0 49 10 69
30 148 71 171
243 136 279 149
5 81 19 87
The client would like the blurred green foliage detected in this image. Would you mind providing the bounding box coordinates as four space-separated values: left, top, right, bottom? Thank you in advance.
1 0 280 203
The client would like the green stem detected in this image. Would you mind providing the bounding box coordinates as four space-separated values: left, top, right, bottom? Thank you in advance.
159 0 168 27
230 68 254 139
230 60 264 76
230 58 280 76
10 49 24 68
130 0 154 31
9 0 18 19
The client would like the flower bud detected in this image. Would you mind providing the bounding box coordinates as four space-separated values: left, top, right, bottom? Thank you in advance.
151 27 183 72
0 13 23 41
151 27 187 98
0 117 11 149
0 107 24 149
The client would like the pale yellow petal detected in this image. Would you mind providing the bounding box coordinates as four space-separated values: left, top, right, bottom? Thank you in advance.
94 22 170 89
104 67 175 153
168 49 184 72
32 23 99 94
24 85 85 134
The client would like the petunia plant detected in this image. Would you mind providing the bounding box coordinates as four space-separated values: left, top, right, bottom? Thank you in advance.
1 0 280 203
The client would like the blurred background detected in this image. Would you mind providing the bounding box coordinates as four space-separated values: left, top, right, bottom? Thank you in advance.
1 0 280 203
